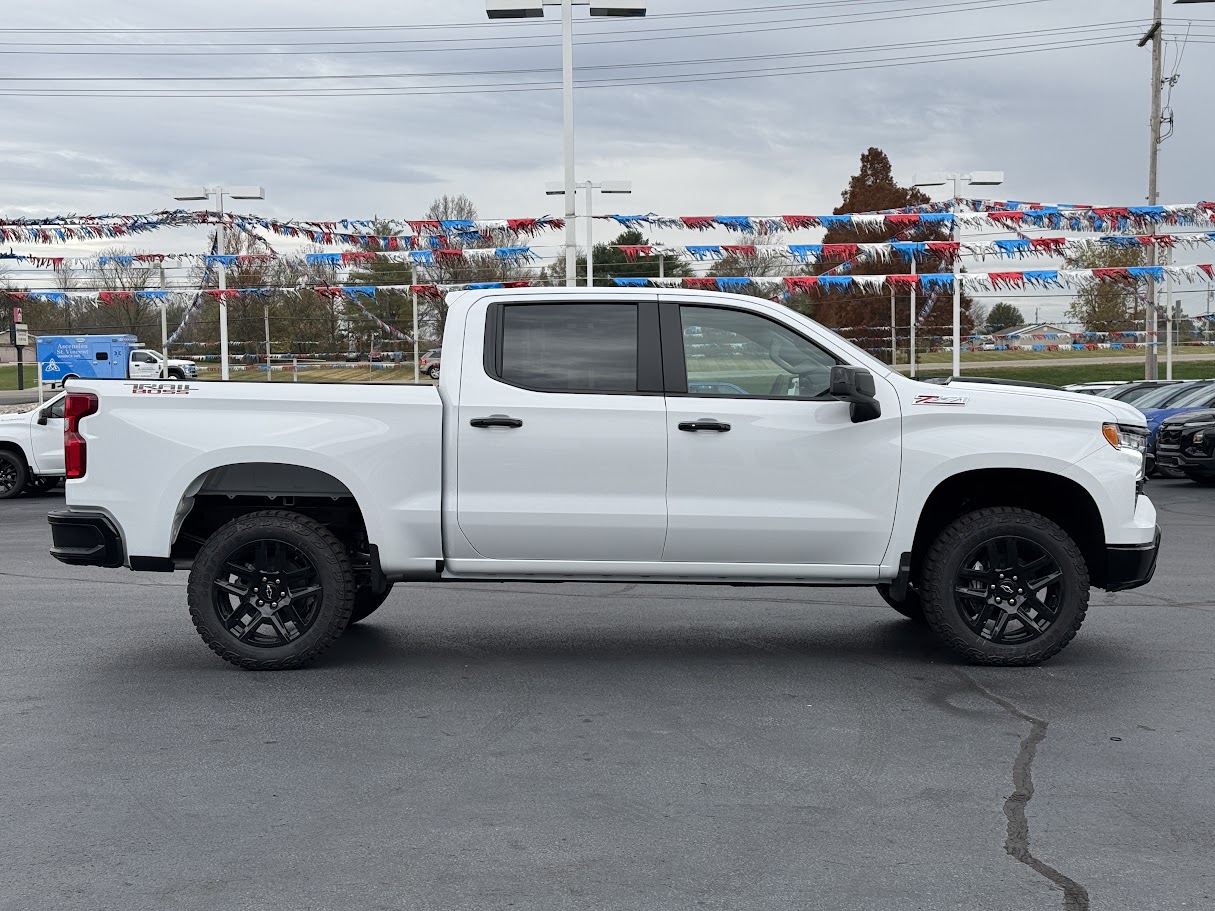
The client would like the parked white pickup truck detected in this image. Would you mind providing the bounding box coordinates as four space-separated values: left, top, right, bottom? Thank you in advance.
48 288 1160 670
0 393 66 499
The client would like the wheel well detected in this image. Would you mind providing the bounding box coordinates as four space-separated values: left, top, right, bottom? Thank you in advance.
0 442 29 468
911 469 1108 589
170 463 378 584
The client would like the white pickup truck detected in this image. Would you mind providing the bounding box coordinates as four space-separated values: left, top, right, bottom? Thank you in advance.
0 393 66 499
47 288 1160 670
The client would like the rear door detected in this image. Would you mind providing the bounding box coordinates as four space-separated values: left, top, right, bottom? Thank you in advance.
661 300 901 569
454 297 668 563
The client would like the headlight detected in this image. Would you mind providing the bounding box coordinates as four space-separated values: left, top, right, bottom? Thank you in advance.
1103 423 1149 453
1193 430 1206 443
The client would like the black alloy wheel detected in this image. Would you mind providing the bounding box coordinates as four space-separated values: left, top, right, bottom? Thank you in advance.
0 451 28 500
918 507 1088 666
211 538 326 649
951 536 1063 645
187 510 355 669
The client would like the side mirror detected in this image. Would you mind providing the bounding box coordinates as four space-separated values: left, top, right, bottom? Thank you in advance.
830 365 881 424
37 409 50 426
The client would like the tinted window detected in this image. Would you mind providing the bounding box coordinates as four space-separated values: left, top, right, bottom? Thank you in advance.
500 304 638 393
47 398 65 420
95 351 109 361
680 306 837 398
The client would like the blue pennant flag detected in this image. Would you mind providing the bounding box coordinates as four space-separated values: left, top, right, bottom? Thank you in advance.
789 245 823 262
410 251 435 265
343 286 376 299
715 216 753 232
466 282 503 290
305 253 342 265
687 246 722 260
993 239 1031 256
613 278 650 287
919 274 955 291
891 242 927 261
817 216 853 230
1127 266 1165 282
818 275 854 292
440 219 476 234
715 277 751 290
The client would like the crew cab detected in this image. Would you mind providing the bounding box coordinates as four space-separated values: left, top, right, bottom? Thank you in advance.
0 393 66 499
47 288 1160 670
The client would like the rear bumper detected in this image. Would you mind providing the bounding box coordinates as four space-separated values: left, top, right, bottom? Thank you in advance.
1105 527 1162 592
48 509 125 568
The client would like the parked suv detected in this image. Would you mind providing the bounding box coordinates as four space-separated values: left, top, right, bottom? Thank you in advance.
419 349 441 380
1155 409 1215 485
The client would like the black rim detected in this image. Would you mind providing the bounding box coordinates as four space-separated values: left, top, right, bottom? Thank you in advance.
953 536 1064 645
0 458 18 494
212 538 324 648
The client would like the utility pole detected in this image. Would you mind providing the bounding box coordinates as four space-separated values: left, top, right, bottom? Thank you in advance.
1141 3 1164 379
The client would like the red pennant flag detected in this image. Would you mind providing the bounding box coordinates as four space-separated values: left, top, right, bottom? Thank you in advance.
1093 268 1132 283
682 277 718 289
1029 238 1067 254
926 242 961 261
619 245 653 260
884 214 922 229
988 211 1025 224
723 245 757 258
989 272 1026 289
821 244 857 262
680 217 715 231
886 274 919 289
783 276 818 293
782 215 820 230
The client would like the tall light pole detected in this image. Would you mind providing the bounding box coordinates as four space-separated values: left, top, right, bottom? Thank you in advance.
913 171 1004 377
547 179 631 286
1141 0 1215 378
488 0 646 287
172 185 265 381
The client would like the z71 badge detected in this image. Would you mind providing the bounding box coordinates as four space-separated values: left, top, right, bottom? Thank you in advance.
128 382 195 395
914 394 969 406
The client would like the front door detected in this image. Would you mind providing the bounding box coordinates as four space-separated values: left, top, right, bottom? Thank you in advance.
30 395 65 475
129 350 159 379
662 302 901 569
455 298 668 563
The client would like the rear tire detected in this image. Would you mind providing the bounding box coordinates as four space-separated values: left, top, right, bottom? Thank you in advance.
347 584 394 625
24 476 61 495
187 510 355 670
0 451 29 500
876 584 925 622
918 507 1089 667
427 365 440 380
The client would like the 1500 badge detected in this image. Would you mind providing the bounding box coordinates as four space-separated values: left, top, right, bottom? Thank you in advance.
128 383 196 395
914 394 969 406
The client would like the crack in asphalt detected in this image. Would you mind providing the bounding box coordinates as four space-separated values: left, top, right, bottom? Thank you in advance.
955 670 1090 911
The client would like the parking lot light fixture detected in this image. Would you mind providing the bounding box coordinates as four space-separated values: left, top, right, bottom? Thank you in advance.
171 186 266 381
488 1 646 286
548 179 632 285
913 171 1004 377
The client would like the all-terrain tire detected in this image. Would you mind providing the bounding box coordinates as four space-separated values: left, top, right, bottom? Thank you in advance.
876 584 926 623
0 451 29 500
918 507 1089 667
187 510 355 670
347 584 394 625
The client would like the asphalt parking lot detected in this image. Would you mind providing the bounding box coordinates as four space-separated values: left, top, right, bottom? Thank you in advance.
1 483 1212 911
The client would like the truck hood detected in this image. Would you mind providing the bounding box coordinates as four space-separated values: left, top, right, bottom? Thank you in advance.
906 378 1147 427
168 358 196 367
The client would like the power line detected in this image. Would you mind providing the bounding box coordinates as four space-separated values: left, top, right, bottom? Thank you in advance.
0 0 1060 56
0 37 1141 98
0 23 1142 82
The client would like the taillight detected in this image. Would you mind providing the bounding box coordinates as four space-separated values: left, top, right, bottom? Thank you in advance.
64 392 98 480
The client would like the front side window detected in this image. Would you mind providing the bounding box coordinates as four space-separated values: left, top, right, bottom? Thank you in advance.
680 306 837 399
500 303 638 394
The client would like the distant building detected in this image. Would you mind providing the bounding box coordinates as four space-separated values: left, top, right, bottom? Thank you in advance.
990 324 1075 349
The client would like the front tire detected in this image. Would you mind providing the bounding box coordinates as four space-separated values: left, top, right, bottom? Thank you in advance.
187 510 355 670
0 451 29 500
918 507 1089 666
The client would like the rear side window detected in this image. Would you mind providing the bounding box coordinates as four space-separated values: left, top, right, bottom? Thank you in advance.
498 303 638 393
95 352 109 361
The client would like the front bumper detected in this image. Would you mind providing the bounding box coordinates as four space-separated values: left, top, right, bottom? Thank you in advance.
1105 527 1162 592
48 510 125 568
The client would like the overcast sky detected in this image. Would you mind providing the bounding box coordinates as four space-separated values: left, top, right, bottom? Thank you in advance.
4 0 1215 317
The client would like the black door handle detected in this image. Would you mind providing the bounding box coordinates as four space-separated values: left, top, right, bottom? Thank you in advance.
470 415 523 429
678 420 731 433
